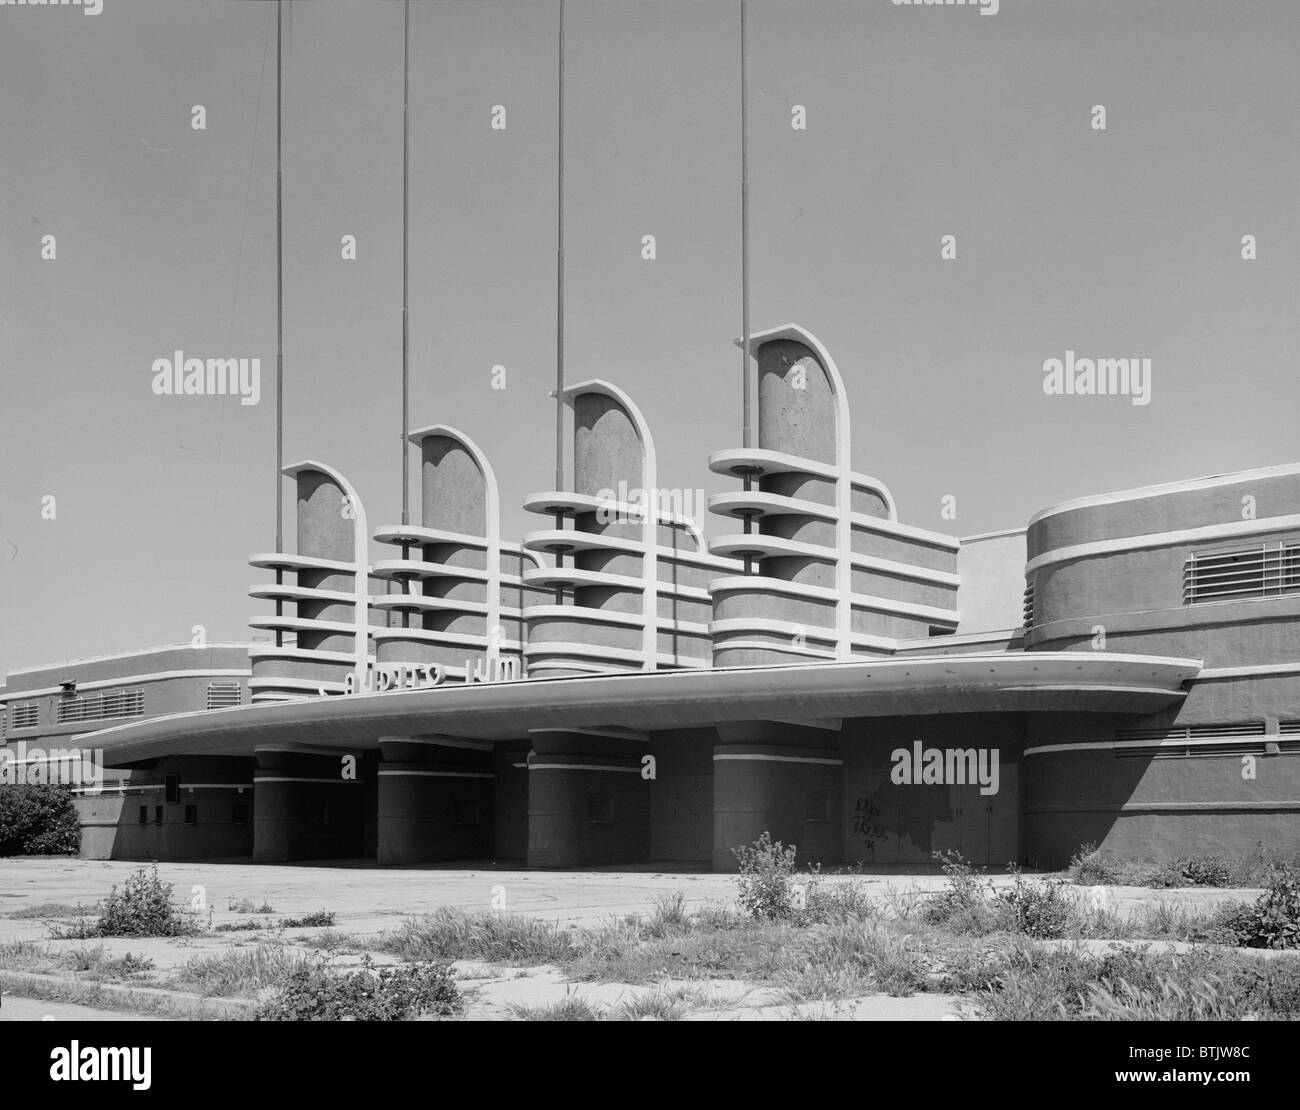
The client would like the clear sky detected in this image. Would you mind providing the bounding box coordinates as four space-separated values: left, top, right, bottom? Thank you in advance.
2 0 1298 675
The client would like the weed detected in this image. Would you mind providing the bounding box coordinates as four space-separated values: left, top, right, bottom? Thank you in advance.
379 908 573 965
49 865 201 939
280 910 335 929
256 954 462 1021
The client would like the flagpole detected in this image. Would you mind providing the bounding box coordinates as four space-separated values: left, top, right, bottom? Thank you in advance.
274 0 285 643
401 0 411 529
555 0 566 493
740 0 752 452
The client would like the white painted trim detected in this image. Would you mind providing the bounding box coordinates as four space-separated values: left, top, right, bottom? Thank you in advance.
713 753 844 766
960 527 1027 544
521 603 710 638
248 678 347 694
184 783 253 790
1028 463 1300 528
3 670 250 701
377 769 494 779
706 575 958 623
250 584 356 604
527 763 642 773
247 646 358 664
529 726 650 742
712 639 837 660
852 513 960 550
6 643 256 678
370 596 523 619
254 743 353 757
369 628 525 653
1025 734 1289 757
1196 662 1300 680
523 641 711 668
250 615 361 634
709 617 896 653
523 490 708 551
251 551 355 573
523 565 712 603
377 735 495 750
253 776 364 784
1026 513 1300 575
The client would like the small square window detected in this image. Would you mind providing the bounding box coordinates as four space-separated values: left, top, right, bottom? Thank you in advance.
232 804 249 825
153 805 164 825
184 805 198 825
138 806 148 825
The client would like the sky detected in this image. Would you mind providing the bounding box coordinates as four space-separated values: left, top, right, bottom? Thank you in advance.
2 0 1299 675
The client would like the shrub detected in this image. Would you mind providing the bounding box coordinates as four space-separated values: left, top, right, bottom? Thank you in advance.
1170 855 1233 888
281 910 335 928
1220 866 1300 949
919 851 1001 932
51 864 202 938
255 955 462 1021
1067 843 1119 886
0 785 80 856
733 832 801 921
995 868 1075 939
803 878 876 924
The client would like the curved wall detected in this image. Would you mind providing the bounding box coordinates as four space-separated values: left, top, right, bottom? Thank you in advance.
1023 466 1300 864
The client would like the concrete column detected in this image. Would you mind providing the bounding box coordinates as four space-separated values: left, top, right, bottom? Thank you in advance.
712 722 843 870
377 736 494 864
526 729 649 868
253 748 367 862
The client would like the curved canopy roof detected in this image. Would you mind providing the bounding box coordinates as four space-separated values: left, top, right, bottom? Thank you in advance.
74 651 1201 764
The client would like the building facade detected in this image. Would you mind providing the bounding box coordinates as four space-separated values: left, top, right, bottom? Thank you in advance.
3 324 1298 869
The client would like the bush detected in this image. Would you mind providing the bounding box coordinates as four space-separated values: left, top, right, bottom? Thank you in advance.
51 864 202 938
995 868 1074 939
1067 843 1119 886
1220 867 1300 950
281 910 335 928
1169 856 1233 888
255 955 462 1021
0 785 80 856
733 832 802 921
919 851 1002 932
